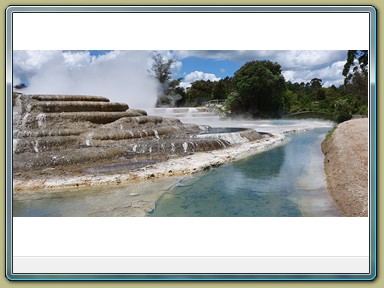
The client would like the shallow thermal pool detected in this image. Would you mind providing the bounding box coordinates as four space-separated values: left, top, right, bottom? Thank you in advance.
13 119 341 217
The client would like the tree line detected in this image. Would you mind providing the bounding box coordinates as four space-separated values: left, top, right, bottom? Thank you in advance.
149 51 368 123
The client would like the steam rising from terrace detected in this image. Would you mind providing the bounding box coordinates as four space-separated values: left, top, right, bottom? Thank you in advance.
13 51 159 108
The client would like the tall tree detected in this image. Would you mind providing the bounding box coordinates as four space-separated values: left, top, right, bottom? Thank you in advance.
229 60 286 117
310 78 322 91
149 52 174 88
212 80 227 100
186 80 216 106
148 52 178 106
342 50 369 103
342 50 368 84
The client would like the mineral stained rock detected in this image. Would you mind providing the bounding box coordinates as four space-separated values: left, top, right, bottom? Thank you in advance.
13 93 263 171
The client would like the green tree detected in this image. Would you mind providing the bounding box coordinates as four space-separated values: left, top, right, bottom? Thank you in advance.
345 69 368 103
224 91 242 113
343 50 368 83
169 78 187 107
186 80 216 106
310 78 322 91
334 98 353 123
230 60 286 117
342 50 368 104
149 52 177 106
149 52 174 88
212 80 227 100
284 89 301 113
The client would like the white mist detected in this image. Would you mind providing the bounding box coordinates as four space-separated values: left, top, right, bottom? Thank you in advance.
13 50 159 109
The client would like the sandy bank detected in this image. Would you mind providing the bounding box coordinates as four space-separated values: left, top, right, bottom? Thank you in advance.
321 118 369 216
13 133 285 192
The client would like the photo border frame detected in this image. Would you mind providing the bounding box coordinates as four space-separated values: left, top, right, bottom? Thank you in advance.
5 5 377 281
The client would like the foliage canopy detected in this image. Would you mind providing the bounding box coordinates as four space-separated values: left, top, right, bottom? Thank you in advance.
229 60 286 117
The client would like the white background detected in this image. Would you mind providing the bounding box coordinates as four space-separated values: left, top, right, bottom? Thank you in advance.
14 218 369 257
11 10 371 273
12 12 370 50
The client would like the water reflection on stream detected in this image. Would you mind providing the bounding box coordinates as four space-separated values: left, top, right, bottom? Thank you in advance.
150 127 341 217
13 120 342 217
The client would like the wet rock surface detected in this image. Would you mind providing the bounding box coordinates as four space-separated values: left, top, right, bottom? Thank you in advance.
13 92 265 189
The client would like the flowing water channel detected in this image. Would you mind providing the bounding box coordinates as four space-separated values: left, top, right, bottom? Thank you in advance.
149 127 341 217
13 109 342 217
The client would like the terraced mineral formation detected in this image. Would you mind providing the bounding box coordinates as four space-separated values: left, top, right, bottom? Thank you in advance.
12 93 263 173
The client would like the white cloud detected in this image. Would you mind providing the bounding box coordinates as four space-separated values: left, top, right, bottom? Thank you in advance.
273 51 345 70
179 71 220 89
282 60 346 87
171 60 183 76
175 51 347 88
13 50 59 84
13 50 159 108
173 50 347 85
62 51 91 68
173 50 346 70
184 71 220 82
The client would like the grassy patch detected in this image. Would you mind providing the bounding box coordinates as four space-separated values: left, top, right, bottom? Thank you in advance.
325 126 337 141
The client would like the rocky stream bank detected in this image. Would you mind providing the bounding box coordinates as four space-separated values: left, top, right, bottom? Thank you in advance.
322 118 369 216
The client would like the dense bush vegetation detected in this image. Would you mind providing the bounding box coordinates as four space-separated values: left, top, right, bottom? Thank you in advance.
229 60 286 117
150 51 368 123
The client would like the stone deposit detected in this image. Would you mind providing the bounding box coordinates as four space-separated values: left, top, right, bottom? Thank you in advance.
322 118 369 216
13 92 269 191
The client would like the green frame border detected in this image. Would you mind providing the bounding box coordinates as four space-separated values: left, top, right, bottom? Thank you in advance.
2 1 378 286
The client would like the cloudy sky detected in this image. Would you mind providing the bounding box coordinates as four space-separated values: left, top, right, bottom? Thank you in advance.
13 50 348 108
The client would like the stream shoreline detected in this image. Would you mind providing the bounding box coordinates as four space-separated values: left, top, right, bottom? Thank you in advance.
13 132 286 193
321 118 369 216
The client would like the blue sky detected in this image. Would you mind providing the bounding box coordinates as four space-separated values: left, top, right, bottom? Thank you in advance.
176 56 242 79
13 50 348 106
87 50 240 74
83 50 348 87
85 50 244 82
